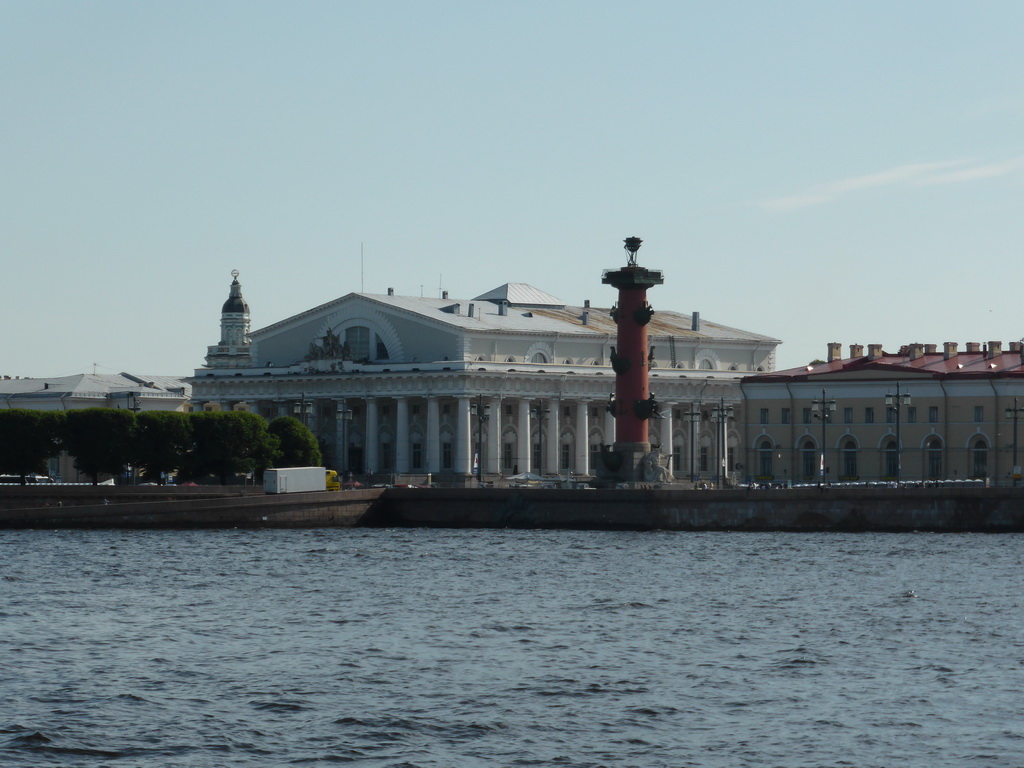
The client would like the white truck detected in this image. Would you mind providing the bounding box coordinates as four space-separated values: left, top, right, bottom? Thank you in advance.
263 466 328 494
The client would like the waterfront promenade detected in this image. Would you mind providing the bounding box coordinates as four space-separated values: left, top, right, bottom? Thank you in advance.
3 484 1024 531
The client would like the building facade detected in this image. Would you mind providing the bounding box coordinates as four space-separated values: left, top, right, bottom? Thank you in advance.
190 272 781 485
740 341 1024 486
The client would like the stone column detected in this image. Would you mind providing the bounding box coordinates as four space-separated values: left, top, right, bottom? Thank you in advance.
661 403 674 475
575 401 590 476
544 403 557 475
365 397 378 475
395 397 409 474
486 397 501 475
426 396 440 474
455 395 472 475
517 398 532 473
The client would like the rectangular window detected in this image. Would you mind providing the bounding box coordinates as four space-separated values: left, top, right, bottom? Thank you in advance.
502 442 514 470
974 405 984 422
886 406 895 424
759 408 769 425
442 442 453 470
411 442 423 470
560 444 571 471
699 446 709 472
907 407 917 423
781 408 790 425
929 406 939 423
412 405 420 415
442 404 450 415
381 405 390 417
379 442 393 471
506 405 514 416
589 444 601 471
802 408 812 424
865 407 875 424
843 407 853 424
672 445 682 474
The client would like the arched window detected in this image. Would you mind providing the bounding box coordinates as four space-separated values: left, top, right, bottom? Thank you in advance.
758 438 773 478
971 437 988 479
345 326 370 361
699 359 714 370
884 438 898 479
800 438 817 479
842 438 858 479
926 437 943 479
531 352 548 364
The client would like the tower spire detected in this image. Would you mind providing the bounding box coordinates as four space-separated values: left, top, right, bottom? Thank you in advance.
205 269 253 368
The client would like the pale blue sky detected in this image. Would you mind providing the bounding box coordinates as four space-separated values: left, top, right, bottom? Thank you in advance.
3 1 1023 377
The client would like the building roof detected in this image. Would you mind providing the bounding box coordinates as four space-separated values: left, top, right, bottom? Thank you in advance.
0 373 191 402
473 283 565 308
746 343 1024 383
253 283 779 344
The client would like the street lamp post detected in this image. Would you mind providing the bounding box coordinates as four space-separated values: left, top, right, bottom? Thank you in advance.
1005 397 1024 487
811 389 837 484
885 383 911 484
473 395 490 486
710 399 734 487
683 406 701 482
294 392 313 429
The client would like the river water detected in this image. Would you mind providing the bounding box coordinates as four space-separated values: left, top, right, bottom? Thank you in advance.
3 529 1023 767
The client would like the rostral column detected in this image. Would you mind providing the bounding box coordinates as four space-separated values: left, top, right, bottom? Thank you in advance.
601 237 664 481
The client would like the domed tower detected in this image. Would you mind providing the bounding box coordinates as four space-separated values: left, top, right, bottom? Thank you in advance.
205 269 253 368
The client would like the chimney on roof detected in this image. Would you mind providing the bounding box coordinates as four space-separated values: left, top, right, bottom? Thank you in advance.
827 342 842 362
442 290 449 300
925 344 937 354
966 342 981 353
468 303 475 318
581 310 590 326
988 341 1002 358
387 287 394 296
1010 341 1021 354
867 344 883 360
691 312 700 332
850 344 864 358
909 343 924 360
584 299 591 308
498 300 508 316
944 342 958 360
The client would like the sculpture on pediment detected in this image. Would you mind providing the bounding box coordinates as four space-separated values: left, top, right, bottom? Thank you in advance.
307 328 345 361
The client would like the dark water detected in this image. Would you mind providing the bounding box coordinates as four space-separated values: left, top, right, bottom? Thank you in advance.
3 529 1024 767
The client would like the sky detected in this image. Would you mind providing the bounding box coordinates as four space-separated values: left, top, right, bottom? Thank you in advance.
2 1 1023 378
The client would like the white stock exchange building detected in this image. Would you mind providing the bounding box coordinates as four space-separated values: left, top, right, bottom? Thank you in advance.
189 270 779 486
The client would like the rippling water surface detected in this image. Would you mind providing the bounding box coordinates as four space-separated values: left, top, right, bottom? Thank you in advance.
3 529 1024 767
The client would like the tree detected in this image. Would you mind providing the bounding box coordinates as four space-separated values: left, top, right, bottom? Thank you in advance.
0 409 65 484
133 411 193 484
268 416 322 467
187 411 279 484
63 408 136 485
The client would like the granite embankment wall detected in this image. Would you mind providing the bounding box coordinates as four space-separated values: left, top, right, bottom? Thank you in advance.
4 485 1024 531
0 486 380 529
365 486 1024 532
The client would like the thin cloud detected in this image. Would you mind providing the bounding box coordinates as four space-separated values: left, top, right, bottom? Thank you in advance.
761 157 1024 211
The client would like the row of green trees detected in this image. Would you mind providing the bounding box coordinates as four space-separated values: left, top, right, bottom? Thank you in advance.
0 409 323 485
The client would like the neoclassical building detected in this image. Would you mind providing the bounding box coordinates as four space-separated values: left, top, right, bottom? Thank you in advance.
189 270 780 484
740 341 1024 485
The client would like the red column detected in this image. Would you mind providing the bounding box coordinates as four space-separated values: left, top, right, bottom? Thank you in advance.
602 261 664 449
